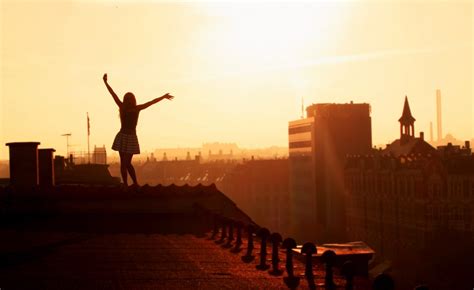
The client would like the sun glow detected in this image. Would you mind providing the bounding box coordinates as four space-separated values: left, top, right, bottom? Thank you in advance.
198 3 342 75
1 1 471 159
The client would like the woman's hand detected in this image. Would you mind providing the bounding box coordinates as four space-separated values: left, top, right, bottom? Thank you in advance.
103 73 121 107
163 93 174 100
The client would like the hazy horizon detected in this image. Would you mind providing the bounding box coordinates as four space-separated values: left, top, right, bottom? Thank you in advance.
1 0 473 158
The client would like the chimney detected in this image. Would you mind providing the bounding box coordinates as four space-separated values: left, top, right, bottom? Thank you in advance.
465 140 470 149
54 155 65 174
419 132 424 141
6 142 41 188
38 148 56 187
436 89 442 141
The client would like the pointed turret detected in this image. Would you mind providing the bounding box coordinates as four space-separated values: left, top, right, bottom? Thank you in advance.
398 96 416 123
383 96 437 156
399 96 415 142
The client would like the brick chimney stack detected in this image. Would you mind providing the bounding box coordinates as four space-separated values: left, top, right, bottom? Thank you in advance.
6 142 40 188
39 148 56 187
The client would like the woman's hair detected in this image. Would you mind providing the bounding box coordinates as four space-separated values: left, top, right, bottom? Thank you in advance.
120 92 137 121
122 92 136 109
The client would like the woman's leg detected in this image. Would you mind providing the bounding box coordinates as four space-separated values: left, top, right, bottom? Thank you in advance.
125 153 138 186
119 152 128 186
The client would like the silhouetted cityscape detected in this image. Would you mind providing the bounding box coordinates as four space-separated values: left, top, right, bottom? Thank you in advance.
1 94 472 289
1 1 472 289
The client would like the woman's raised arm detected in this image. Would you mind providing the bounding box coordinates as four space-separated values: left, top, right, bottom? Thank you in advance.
136 93 174 111
103 73 122 107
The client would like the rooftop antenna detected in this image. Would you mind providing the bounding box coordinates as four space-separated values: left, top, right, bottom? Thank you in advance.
61 133 72 157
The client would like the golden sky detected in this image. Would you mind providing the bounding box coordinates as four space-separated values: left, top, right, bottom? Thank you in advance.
1 0 473 158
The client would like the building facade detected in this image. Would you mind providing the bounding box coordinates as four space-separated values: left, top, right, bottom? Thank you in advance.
289 102 372 242
345 98 474 260
92 145 107 165
288 117 316 240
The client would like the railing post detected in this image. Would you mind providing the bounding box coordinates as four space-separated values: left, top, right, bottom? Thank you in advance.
231 221 243 253
216 217 227 244
256 228 270 270
322 250 336 289
282 238 300 289
373 273 394 290
301 242 317 280
269 233 283 276
341 260 355 290
223 219 234 248
241 225 255 263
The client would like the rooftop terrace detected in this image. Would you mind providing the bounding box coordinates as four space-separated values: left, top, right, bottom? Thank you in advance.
0 184 378 290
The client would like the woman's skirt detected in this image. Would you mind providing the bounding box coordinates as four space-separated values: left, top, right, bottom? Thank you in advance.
112 131 140 154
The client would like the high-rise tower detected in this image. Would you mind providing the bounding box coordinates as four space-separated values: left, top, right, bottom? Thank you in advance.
289 102 372 242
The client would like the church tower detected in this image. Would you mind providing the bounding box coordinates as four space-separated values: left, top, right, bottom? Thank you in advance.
398 96 416 143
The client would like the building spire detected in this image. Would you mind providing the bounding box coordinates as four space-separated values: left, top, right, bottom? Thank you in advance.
399 96 416 142
398 96 416 123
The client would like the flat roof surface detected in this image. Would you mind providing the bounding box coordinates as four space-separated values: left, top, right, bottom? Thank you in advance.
0 230 371 290
0 231 287 289
0 185 370 289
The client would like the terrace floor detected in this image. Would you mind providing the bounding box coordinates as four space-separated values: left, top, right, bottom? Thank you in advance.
0 185 370 289
0 229 373 290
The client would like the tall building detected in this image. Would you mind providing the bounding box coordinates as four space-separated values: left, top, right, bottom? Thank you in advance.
289 102 372 242
288 116 315 241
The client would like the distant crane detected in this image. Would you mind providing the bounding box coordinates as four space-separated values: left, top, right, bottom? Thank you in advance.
61 133 72 157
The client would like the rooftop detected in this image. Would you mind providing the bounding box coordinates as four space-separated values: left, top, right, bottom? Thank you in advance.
1 231 290 289
382 137 436 157
0 184 374 289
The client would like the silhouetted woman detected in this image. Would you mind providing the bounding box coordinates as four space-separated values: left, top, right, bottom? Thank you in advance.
103 73 174 187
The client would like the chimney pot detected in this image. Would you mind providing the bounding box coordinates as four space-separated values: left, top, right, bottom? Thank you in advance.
6 142 41 188
39 148 56 187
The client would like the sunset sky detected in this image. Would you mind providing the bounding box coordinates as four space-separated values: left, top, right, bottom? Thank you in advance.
1 0 473 159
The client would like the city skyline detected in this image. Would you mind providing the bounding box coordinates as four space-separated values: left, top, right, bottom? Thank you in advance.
1 2 473 288
1 1 472 159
